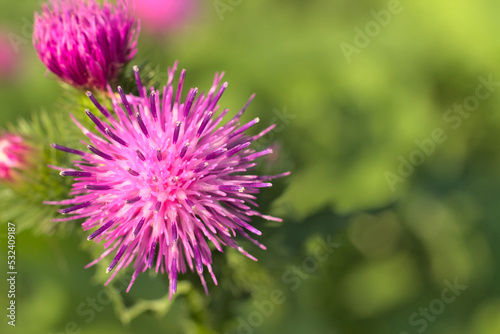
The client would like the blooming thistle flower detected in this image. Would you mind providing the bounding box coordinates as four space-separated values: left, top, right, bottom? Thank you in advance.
0 133 32 182
33 0 139 90
46 63 289 296
132 0 196 34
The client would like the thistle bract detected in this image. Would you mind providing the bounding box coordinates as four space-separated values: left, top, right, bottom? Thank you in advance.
33 0 139 90
47 63 288 296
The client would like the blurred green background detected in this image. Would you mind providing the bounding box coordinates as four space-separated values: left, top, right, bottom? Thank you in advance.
2 0 500 333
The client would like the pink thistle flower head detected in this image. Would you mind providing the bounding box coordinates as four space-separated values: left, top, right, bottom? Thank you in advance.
47 63 289 296
0 133 32 182
33 0 139 90
133 0 196 34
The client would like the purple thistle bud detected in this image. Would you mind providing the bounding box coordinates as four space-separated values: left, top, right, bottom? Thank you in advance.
33 0 139 90
0 133 32 182
48 62 288 296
